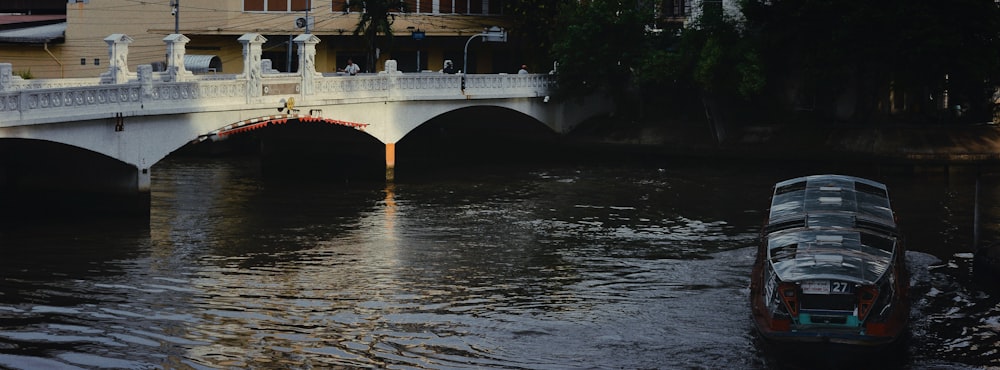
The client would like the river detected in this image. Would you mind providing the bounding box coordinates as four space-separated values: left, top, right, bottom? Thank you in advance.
0 152 998 369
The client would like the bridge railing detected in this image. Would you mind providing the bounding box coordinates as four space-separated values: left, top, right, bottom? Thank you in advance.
146 80 248 109
0 77 105 91
0 80 250 123
387 73 464 100
311 74 391 102
464 74 555 98
0 32 556 127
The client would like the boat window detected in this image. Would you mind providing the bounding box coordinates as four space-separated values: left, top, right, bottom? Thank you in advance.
818 196 843 205
770 243 798 261
775 181 806 195
765 218 805 233
816 235 843 244
855 181 888 198
856 218 896 236
860 232 895 252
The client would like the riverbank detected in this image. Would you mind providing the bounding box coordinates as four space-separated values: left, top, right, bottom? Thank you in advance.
568 119 1000 165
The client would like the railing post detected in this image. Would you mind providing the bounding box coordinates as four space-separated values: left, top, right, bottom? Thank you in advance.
0 63 13 92
163 33 192 82
384 59 400 99
138 64 153 98
101 34 134 84
239 33 267 102
294 33 321 96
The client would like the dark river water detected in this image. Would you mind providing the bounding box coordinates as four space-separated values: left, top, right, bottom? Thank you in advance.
1 153 999 369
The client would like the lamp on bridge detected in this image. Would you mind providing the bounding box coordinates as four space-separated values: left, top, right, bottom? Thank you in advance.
410 27 425 72
462 26 506 85
169 0 179 34
278 97 296 114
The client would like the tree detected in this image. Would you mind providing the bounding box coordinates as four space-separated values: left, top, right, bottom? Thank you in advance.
742 0 1000 123
503 0 574 72
550 0 652 98
636 9 763 100
345 0 408 72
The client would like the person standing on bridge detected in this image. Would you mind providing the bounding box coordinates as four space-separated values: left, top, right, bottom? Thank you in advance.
518 64 528 75
341 59 360 75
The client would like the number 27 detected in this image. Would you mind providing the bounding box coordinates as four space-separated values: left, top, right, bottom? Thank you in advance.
831 281 848 293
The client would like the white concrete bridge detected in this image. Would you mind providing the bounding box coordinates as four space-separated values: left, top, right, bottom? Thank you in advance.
0 33 610 213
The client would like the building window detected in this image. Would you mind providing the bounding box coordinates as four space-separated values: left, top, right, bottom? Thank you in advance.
402 0 433 13
326 0 500 15
332 0 348 12
245 0 310 12
437 0 502 14
702 0 723 19
665 0 687 17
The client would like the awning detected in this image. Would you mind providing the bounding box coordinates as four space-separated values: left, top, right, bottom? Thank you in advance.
184 55 222 74
0 22 65 44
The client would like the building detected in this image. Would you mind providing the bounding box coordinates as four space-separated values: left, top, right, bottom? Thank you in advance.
1 0 521 79
0 0 68 78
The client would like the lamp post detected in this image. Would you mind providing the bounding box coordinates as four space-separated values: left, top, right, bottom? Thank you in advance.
411 29 425 72
170 0 179 34
462 26 506 88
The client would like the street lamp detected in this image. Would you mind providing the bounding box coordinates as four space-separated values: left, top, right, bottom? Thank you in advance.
463 26 507 77
410 27 425 72
170 0 179 34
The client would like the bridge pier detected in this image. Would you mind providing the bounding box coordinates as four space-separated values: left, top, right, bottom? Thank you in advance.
138 167 151 192
385 143 396 182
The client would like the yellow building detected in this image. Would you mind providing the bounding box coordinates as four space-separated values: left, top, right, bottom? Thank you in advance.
2 0 519 79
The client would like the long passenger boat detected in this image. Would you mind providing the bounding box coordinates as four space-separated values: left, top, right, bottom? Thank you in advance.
751 174 909 347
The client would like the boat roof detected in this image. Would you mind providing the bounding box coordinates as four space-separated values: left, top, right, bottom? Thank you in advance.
768 174 895 231
764 175 898 285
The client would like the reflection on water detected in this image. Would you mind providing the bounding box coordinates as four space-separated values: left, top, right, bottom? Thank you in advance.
0 157 998 369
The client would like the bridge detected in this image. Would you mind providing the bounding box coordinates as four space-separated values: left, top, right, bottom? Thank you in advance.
0 33 610 215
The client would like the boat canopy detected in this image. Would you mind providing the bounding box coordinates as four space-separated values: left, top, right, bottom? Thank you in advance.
767 229 894 285
768 174 895 232
764 175 898 285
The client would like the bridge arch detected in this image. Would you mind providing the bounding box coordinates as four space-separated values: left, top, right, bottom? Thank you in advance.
0 138 150 216
397 105 557 145
393 105 563 173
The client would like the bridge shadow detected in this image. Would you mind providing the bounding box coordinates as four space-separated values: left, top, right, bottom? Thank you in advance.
396 106 564 180
177 120 386 183
0 138 151 225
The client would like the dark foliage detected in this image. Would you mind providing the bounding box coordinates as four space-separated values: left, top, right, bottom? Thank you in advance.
345 0 409 72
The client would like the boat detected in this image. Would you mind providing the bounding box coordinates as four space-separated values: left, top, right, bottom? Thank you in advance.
750 174 909 347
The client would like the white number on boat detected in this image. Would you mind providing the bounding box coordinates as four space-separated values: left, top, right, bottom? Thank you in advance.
831 281 850 293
